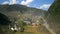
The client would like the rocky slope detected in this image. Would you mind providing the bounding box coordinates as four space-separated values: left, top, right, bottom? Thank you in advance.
45 0 60 34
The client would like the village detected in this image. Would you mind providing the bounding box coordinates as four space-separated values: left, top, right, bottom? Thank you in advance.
8 14 51 34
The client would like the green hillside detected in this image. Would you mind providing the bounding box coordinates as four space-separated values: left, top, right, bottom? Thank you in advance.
0 4 46 20
45 0 60 34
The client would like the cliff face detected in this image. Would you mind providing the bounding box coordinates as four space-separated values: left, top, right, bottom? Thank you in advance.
45 0 60 34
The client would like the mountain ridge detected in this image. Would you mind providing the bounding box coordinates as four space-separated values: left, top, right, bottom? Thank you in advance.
0 4 46 17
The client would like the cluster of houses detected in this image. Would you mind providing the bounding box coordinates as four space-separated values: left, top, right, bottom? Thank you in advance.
8 15 42 32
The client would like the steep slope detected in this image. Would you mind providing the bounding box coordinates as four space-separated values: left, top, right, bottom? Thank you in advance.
45 0 60 34
0 13 11 25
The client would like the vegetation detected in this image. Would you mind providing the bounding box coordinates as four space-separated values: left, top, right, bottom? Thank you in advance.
17 19 26 32
0 13 11 34
45 0 60 34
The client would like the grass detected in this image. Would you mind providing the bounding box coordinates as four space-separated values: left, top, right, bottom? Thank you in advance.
15 25 38 34
14 25 51 34
15 32 38 34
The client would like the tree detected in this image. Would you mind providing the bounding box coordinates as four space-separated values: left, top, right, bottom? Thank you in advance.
0 13 12 34
17 19 25 32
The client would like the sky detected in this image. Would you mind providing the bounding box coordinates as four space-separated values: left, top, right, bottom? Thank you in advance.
0 0 54 10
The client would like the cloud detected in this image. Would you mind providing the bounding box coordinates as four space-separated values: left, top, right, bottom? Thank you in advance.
39 4 51 10
20 0 34 6
9 0 17 4
2 1 9 4
2 0 18 5
26 5 30 7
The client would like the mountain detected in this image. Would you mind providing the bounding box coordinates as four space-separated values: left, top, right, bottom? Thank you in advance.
45 0 60 34
0 4 46 19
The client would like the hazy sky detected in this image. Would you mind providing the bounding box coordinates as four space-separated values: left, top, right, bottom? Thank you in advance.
0 0 54 10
